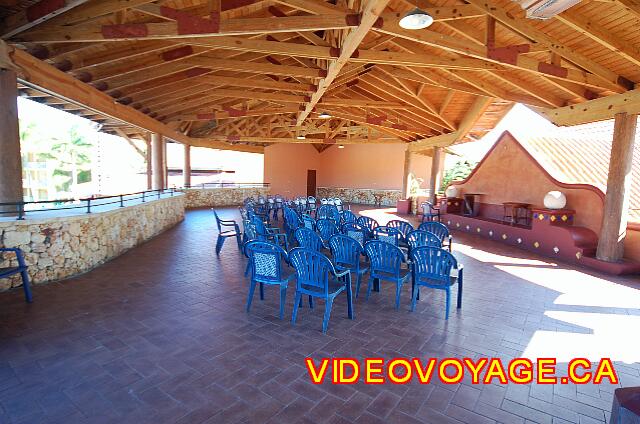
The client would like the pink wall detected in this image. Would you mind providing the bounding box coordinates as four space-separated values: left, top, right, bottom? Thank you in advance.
263 144 319 198
264 143 435 194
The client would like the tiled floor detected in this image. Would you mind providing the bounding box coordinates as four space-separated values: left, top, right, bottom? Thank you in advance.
1 206 639 424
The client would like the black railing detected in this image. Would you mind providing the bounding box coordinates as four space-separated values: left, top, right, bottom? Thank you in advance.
0 183 269 220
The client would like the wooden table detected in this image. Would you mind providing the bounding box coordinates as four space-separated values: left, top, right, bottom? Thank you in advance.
502 202 531 225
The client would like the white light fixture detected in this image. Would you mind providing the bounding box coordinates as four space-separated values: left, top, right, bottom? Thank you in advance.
338 145 345 149
399 8 434 30
296 134 306 140
318 112 331 119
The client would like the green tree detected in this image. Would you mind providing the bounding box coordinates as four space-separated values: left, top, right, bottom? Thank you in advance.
441 160 477 191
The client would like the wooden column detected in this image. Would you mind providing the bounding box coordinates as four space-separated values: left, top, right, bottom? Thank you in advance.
151 133 164 191
145 135 152 190
183 144 191 188
401 149 413 199
429 147 442 204
0 69 23 214
596 112 637 262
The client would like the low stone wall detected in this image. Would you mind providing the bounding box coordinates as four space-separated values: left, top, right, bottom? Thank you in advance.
317 187 402 206
0 195 185 290
180 187 270 208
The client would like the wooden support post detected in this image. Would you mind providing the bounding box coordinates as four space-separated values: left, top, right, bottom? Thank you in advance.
429 147 442 204
145 134 152 190
402 149 413 200
163 139 168 189
0 69 23 214
596 112 637 262
151 133 164 191
183 144 191 188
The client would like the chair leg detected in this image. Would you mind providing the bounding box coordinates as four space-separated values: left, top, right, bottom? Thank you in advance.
411 285 419 311
236 234 242 249
322 298 334 333
457 274 463 309
309 295 314 309
244 260 251 277
355 272 362 298
215 236 224 255
259 282 265 300
365 276 374 300
20 269 33 303
279 286 287 320
445 287 451 320
346 281 354 319
292 291 302 324
395 282 403 310
246 280 257 312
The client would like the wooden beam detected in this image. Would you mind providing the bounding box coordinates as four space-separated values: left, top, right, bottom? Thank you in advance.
19 14 356 43
201 75 314 92
1 0 91 39
187 56 325 78
204 135 404 144
465 0 633 92
539 88 640 125
11 47 263 153
596 112 637 261
297 0 392 125
30 0 158 26
555 11 640 68
408 96 493 151
171 106 300 121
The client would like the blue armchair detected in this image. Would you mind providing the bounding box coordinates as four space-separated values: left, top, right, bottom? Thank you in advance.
418 221 452 252
364 241 411 310
0 248 33 303
213 210 242 255
245 241 293 319
329 235 368 298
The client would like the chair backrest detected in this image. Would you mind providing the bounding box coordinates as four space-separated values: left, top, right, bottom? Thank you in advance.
387 220 414 238
244 221 262 243
406 230 442 250
238 207 248 221
289 248 336 295
213 210 223 232
316 218 339 242
329 234 363 268
258 196 266 204
302 214 316 231
418 221 450 242
357 216 379 236
320 198 328 204
421 201 436 213
284 206 301 230
295 227 324 251
341 210 357 224
250 215 268 235
245 241 288 283
364 240 405 278
341 222 366 246
410 246 456 286
373 226 402 246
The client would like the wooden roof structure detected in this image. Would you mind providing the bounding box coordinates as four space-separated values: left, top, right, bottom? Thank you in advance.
2 0 640 154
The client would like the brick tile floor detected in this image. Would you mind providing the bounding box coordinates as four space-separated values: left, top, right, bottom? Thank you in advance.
1 206 639 423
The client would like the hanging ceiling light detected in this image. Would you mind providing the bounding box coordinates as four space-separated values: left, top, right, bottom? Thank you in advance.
338 145 345 149
399 7 434 30
296 134 306 140
318 112 331 119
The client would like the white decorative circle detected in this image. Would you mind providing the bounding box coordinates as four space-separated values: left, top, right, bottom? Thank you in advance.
553 246 560 253
488 230 493 236
517 238 522 244
544 191 567 209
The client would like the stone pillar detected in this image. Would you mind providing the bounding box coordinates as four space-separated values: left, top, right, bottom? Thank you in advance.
145 135 152 190
0 69 23 214
429 147 442 204
151 133 164 191
183 144 191 188
401 149 412 200
596 112 637 262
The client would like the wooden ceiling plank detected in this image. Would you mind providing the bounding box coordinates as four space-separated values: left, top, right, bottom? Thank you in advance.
538 88 640 125
1 0 91 38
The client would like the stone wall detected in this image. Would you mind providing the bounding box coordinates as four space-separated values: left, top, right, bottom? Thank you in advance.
180 187 270 208
317 187 402 206
0 195 185 290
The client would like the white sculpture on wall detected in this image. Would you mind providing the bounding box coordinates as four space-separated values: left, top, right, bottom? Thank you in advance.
543 191 567 209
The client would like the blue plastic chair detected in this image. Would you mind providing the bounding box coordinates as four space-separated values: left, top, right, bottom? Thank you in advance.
419 221 452 252
0 248 33 303
373 226 402 247
387 220 414 245
251 215 289 250
302 214 316 231
341 222 367 247
407 230 442 251
341 210 357 225
409 246 463 319
316 218 339 247
283 206 301 240
364 240 411 309
421 201 441 223
329 235 368 298
213 210 242 255
245 241 293 319
317 204 340 223
356 216 379 240
294 227 324 251
289 248 354 333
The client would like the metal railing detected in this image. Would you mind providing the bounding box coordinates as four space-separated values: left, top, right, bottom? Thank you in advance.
0 183 269 220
